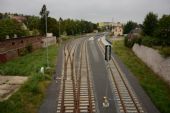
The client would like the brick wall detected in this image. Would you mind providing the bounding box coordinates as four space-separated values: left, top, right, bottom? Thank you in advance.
42 37 56 48
0 36 43 63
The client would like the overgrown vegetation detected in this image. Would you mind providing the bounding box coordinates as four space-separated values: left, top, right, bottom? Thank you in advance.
143 12 158 36
0 5 97 40
112 40 170 113
0 44 58 113
0 45 57 75
0 5 97 39
141 36 161 46
124 12 170 57
159 47 170 58
142 13 170 46
0 19 29 39
124 36 142 48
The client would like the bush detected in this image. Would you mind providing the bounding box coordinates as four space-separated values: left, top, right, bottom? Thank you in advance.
124 36 142 48
159 47 170 57
143 12 158 36
155 15 170 46
25 72 51 94
141 36 161 47
0 19 29 40
123 21 138 34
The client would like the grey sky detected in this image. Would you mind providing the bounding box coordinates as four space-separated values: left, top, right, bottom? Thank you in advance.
0 0 170 23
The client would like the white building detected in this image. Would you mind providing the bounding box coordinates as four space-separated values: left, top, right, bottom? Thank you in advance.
112 22 123 36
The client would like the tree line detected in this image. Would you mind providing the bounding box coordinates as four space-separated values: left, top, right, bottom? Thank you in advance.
124 12 170 47
0 5 97 40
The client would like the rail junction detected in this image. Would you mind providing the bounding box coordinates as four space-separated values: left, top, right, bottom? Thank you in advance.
51 35 160 113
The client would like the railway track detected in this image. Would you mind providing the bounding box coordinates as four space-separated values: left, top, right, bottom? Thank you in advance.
97 38 145 113
57 38 95 113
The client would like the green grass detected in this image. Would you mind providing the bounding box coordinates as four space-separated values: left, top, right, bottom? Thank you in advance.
112 40 170 113
0 45 58 75
0 44 59 113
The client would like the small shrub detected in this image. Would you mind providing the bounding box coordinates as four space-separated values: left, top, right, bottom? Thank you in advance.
29 79 39 93
25 73 47 94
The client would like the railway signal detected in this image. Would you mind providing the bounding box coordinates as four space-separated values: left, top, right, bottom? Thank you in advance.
104 45 111 109
105 45 111 62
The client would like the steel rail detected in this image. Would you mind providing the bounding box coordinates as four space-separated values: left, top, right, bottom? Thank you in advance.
97 38 143 113
85 40 93 113
60 41 77 113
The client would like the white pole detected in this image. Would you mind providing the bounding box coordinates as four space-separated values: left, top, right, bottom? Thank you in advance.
59 20 60 37
45 11 49 68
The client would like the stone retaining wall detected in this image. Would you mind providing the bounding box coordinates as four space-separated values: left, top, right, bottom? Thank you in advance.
132 44 170 84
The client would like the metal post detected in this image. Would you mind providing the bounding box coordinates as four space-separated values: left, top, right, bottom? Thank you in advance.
45 11 49 68
59 20 60 37
58 20 61 45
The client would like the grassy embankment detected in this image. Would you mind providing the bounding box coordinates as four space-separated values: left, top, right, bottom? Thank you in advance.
112 40 170 113
0 44 59 113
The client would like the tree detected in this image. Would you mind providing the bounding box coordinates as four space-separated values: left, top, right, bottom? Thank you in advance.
59 17 62 35
156 15 170 45
39 4 49 35
0 13 3 19
143 12 158 36
0 19 28 40
26 16 40 31
123 21 138 34
40 5 49 18
47 17 59 37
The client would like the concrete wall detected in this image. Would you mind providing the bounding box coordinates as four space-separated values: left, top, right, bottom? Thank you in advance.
42 37 56 48
132 44 170 84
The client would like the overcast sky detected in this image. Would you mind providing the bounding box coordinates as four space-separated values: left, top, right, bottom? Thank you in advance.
0 0 170 23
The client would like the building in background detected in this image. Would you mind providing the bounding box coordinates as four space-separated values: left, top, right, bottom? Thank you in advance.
98 22 113 28
98 22 113 31
10 15 26 23
10 15 28 30
112 22 123 36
